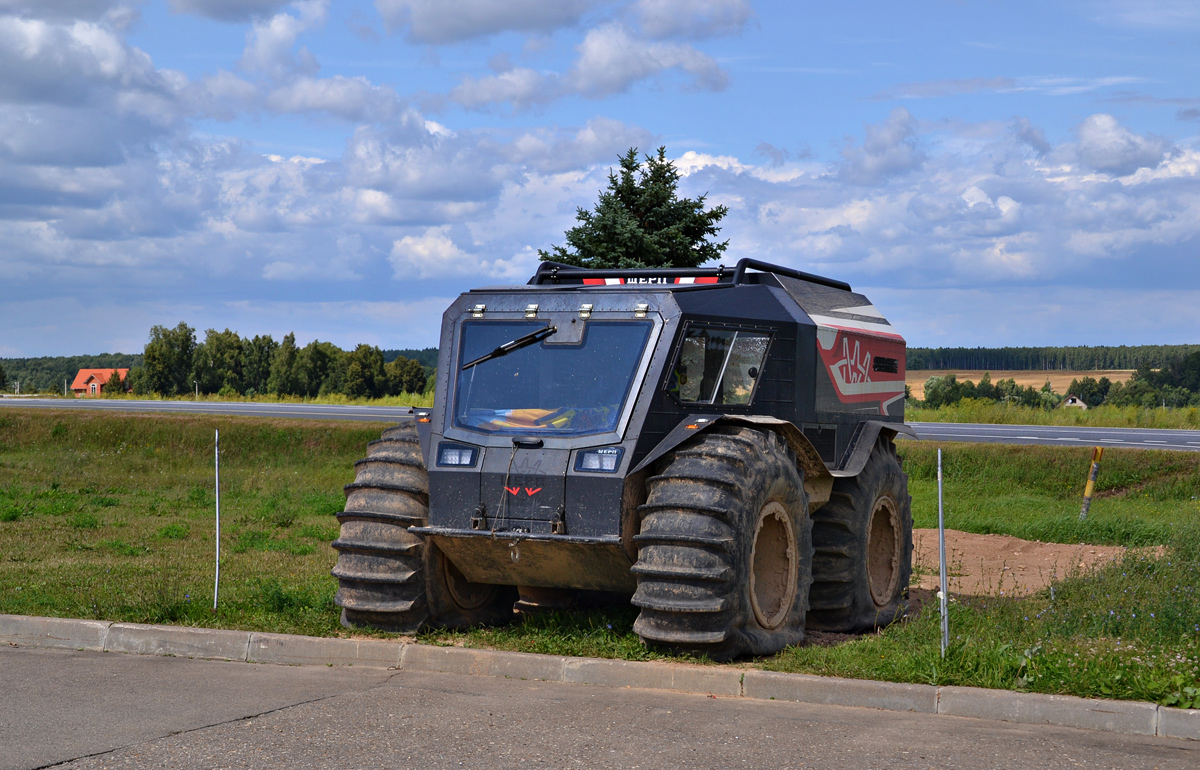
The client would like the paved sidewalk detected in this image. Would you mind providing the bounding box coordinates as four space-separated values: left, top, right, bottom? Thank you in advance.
2 613 1197 746
4 646 1198 770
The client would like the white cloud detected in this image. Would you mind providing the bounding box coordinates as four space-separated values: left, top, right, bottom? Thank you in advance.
237 0 327 81
838 107 924 184
450 67 560 111
1093 0 1200 30
634 0 753 39
375 0 597 44
0 1 132 22
265 75 404 121
389 226 526 279
568 22 727 97
1075 113 1171 176
449 23 730 110
0 16 169 106
169 0 292 22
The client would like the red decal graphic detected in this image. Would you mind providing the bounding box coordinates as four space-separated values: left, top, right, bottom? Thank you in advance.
504 486 520 495
816 330 906 415
524 487 542 496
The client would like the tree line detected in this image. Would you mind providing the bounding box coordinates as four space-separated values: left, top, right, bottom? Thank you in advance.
920 351 1200 410
908 345 1200 371
0 353 141 394
114 323 433 398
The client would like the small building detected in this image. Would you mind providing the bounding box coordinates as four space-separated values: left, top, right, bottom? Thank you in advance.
71 369 129 398
1059 394 1088 409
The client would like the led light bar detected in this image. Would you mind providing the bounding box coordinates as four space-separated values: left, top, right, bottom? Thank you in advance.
574 446 624 473
437 443 479 467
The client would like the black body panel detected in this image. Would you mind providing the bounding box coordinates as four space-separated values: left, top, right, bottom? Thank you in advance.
418 259 907 590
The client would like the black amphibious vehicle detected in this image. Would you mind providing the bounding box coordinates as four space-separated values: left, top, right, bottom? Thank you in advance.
333 259 914 659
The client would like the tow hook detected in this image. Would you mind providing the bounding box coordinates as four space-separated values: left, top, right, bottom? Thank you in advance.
471 504 488 530
551 504 567 535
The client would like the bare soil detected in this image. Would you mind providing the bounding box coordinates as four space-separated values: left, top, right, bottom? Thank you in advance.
905 370 1134 401
912 528 1129 597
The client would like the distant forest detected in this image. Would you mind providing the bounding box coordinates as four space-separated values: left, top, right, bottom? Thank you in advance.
0 353 143 394
9 343 1200 394
907 345 1200 371
3 348 438 394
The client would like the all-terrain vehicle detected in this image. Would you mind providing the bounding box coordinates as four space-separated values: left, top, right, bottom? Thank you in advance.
332 258 913 659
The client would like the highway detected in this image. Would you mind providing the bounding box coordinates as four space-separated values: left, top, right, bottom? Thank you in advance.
3 397 1200 451
907 421 1200 453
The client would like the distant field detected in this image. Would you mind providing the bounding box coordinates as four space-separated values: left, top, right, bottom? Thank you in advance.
906 370 1135 400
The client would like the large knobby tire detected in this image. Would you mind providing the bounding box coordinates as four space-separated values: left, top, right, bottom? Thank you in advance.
631 425 812 661
807 436 913 632
332 422 515 632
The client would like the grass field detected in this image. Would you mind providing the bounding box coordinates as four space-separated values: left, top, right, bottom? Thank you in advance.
0 409 1196 707
906 399 1200 430
906 370 1135 401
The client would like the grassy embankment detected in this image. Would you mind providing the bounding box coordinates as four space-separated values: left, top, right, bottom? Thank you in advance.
0 410 1196 707
906 399 1200 430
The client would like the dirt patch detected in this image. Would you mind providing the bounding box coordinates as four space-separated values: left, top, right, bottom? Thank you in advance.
905 369 1134 401
912 528 1129 597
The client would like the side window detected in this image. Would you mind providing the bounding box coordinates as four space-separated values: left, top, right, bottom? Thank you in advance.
668 325 771 406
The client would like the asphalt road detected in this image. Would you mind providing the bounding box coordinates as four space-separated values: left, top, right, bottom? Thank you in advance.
3 647 1195 770
907 421 1200 453
0 397 418 423
4 397 1200 452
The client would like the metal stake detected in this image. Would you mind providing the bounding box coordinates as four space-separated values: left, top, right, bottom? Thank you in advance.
213 430 221 611
1079 446 1103 521
938 448 949 658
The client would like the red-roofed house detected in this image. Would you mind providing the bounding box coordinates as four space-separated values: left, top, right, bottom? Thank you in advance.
72 369 129 398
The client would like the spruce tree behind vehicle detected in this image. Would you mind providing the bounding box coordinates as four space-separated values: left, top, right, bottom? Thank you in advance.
539 147 728 269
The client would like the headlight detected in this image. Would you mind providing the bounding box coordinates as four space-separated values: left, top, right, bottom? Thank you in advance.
437 443 479 467
575 447 624 473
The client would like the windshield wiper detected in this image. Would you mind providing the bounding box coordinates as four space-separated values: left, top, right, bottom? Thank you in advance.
461 325 557 370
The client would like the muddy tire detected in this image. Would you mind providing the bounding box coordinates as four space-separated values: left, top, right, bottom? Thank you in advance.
807 436 912 632
631 425 812 661
332 422 515 632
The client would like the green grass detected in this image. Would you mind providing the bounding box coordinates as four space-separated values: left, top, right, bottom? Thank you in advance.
907 399 1200 430
0 409 381 636
0 409 1196 707
898 441 1200 546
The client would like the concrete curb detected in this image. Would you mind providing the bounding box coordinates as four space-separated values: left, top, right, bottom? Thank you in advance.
2 613 1196 741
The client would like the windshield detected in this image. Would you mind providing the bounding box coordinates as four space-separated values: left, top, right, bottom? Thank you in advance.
454 320 653 436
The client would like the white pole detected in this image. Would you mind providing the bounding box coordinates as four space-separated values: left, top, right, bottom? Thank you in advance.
213 429 221 611
938 448 949 658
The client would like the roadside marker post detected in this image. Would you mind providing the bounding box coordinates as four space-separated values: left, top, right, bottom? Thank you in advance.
1079 446 1104 521
213 429 221 611
938 448 949 658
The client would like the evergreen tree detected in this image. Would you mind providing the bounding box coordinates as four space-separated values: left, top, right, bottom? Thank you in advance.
102 369 125 397
539 147 728 269
0 362 7 392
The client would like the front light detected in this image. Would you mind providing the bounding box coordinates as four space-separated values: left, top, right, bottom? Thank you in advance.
437 443 478 467
575 447 623 473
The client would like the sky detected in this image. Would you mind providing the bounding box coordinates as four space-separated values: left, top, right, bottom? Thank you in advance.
1 0 1199 357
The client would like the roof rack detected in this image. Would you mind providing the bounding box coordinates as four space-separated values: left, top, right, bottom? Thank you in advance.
529 257 851 291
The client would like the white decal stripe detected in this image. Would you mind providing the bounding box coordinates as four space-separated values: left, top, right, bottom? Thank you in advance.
828 304 885 319
810 316 903 339
828 363 905 397
676 277 696 284
605 277 623 285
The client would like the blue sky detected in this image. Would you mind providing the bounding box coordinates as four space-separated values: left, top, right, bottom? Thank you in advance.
2 0 1199 356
